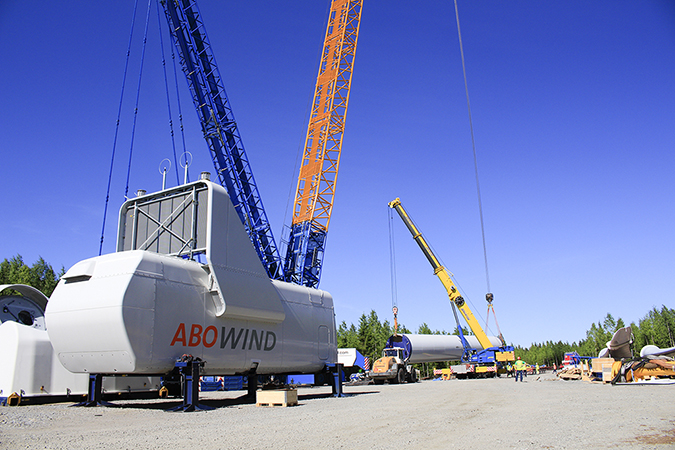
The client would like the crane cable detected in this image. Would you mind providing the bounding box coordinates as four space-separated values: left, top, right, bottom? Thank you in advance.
100 0 187 255
155 0 181 186
388 207 399 334
168 29 189 186
453 0 491 294
123 0 154 201
99 0 142 256
454 1 507 342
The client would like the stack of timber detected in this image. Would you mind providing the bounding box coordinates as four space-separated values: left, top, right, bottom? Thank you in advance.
558 360 599 381
557 366 583 380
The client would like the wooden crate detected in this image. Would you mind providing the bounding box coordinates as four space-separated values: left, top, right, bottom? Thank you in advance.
592 357 614 373
256 389 298 407
602 367 614 383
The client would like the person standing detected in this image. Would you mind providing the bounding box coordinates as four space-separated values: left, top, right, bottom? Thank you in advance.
514 356 526 382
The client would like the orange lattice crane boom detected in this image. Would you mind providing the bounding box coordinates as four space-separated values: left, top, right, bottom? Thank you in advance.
284 0 362 288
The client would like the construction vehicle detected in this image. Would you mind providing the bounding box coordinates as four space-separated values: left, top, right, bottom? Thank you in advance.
369 346 417 384
159 0 361 288
367 332 504 383
388 198 515 377
368 332 503 383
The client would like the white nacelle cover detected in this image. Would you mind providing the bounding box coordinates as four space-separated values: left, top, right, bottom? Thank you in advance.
46 180 337 376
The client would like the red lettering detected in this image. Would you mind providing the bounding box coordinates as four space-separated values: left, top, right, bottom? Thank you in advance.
203 326 218 348
170 323 186 346
188 324 203 347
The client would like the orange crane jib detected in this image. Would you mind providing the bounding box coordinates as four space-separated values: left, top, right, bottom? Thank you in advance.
292 0 362 231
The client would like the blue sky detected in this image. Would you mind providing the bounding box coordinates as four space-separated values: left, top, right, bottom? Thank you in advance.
1 1 673 349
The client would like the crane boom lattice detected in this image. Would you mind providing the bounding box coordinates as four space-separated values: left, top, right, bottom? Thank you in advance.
284 0 363 288
162 0 284 280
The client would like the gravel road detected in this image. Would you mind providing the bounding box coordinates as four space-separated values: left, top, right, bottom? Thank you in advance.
1 373 673 449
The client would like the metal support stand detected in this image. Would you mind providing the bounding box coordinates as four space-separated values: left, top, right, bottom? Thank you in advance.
328 363 346 397
246 374 258 402
166 358 213 412
73 374 114 407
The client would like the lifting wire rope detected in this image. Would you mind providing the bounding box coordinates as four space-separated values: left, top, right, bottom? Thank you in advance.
453 0 505 342
155 0 181 186
166 7 190 186
123 0 153 202
388 207 399 334
453 0 490 295
99 0 142 256
384 3 502 340
99 0 188 255
385 2 508 340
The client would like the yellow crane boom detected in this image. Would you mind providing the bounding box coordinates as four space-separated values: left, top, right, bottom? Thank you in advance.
388 197 494 350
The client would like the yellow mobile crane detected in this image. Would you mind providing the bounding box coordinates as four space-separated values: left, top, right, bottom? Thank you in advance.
388 198 514 376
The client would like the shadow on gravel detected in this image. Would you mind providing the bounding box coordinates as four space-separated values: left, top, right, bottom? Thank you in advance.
297 390 380 402
110 394 255 411
71 390 381 411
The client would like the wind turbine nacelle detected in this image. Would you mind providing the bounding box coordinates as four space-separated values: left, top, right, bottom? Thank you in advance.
45 179 337 376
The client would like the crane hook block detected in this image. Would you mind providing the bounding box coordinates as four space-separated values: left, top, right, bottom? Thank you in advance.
486 293 494 304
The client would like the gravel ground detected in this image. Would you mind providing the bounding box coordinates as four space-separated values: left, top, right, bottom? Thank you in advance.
1 373 673 449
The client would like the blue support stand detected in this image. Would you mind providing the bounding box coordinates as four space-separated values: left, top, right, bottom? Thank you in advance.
72 374 114 407
328 363 347 397
166 358 213 412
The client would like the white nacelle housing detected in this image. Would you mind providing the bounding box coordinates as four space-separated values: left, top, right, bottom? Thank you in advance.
46 180 336 376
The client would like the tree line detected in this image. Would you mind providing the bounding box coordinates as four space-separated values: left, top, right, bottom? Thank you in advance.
515 308 675 365
0 255 63 297
338 307 675 371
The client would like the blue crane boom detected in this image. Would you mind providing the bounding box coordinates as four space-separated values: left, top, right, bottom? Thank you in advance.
161 0 284 280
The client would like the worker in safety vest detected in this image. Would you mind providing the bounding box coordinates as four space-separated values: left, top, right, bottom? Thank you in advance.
514 357 527 382
535 363 540 375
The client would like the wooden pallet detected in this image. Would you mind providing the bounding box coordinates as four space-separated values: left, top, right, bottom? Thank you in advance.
256 389 298 407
